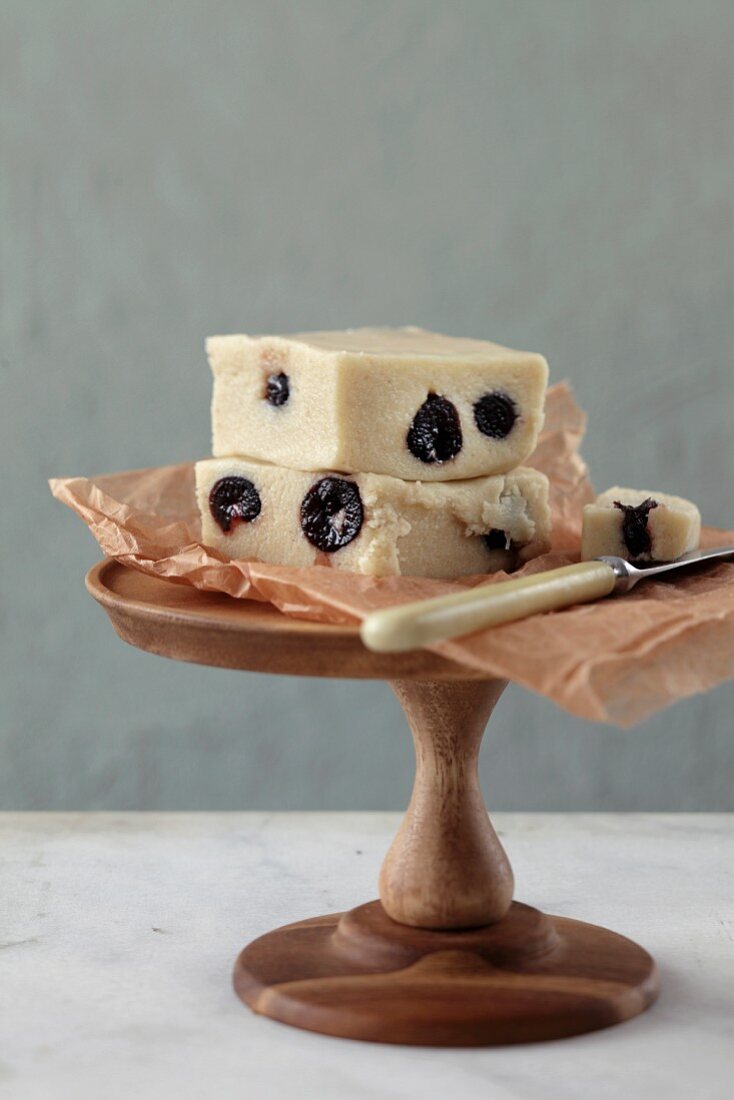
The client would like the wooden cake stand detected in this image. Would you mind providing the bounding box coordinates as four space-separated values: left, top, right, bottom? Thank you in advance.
87 560 659 1046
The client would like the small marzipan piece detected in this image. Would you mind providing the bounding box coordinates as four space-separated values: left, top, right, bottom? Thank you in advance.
581 486 701 563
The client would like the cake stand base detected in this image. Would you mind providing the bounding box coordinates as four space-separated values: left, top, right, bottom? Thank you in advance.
87 562 660 1048
234 899 657 1046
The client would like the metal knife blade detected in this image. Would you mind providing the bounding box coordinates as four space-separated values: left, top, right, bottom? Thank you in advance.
598 545 734 593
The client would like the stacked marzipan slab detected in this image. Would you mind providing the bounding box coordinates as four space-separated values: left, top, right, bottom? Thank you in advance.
195 327 552 578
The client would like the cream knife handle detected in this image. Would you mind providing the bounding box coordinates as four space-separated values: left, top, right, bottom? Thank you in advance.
360 560 617 654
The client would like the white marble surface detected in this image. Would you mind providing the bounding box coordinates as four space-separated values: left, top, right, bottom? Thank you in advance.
0 813 731 1100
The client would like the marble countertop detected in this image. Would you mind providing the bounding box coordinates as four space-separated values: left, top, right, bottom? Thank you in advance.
0 813 731 1100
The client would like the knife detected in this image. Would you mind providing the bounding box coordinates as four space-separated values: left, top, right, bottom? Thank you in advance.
360 546 734 654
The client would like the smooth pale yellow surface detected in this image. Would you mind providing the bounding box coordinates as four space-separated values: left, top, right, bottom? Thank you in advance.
581 486 701 562
209 327 548 481
361 561 617 652
195 457 551 579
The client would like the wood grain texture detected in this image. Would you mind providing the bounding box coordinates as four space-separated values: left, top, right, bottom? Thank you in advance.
85 560 486 681
234 899 659 1046
86 561 660 1045
380 680 514 928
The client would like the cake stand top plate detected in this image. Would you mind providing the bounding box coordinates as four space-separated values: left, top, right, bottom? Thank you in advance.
86 560 486 682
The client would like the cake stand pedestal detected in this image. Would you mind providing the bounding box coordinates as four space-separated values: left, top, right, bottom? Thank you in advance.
87 561 659 1046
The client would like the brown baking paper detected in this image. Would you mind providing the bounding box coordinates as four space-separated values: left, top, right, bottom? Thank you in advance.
50 383 734 727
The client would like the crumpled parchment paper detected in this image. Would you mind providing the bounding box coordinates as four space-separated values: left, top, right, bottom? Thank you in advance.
50 383 734 727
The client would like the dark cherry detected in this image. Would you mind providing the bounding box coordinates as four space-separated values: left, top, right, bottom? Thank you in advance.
406 394 463 464
483 528 511 551
473 391 518 439
265 372 290 407
209 476 262 533
614 498 658 558
300 477 363 553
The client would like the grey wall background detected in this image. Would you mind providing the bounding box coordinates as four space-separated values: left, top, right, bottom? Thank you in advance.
2 0 733 811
